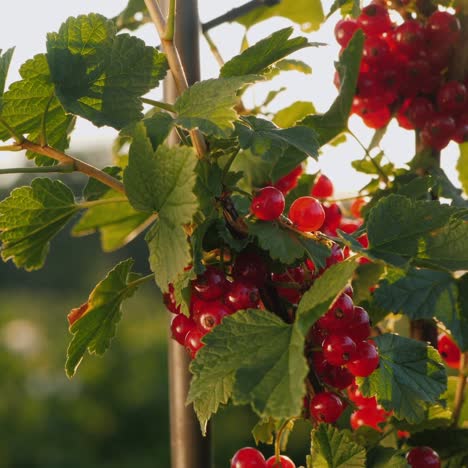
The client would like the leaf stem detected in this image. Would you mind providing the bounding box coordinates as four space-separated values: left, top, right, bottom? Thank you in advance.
141 97 176 113
0 144 23 152
0 116 24 143
163 0 176 40
20 140 126 195
274 418 297 462
144 0 208 158
127 273 156 288
0 163 74 175
452 351 468 427
221 149 240 181
203 30 225 67
78 197 129 209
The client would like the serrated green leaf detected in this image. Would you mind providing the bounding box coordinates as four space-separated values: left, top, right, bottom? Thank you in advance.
0 179 78 270
366 195 468 270
274 101 316 128
83 166 122 201
174 76 258 137
47 13 168 129
457 143 468 195
296 259 358 334
352 262 385 304
252 418 277 445
357 334 447 424
301 31 364 146
172 267 196 317
0 48 14 108
237 0 324 33
187 309 308 435
366 447 409 468
309 424 366 468
221 27 310 78
352 152 394 176
124 124 198 220
0 54 74 164
146 218 191 292
393 404 452 434
66 259 140 377
194 160 223 217
431 167 468 208
72 191 151 252
446 376 468 425
247 220 330 267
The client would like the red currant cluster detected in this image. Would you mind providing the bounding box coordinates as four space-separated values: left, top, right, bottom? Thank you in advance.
348 383 390 430
335 4 467 150
231 448 295 468
437 332 461 369
167 259 264 358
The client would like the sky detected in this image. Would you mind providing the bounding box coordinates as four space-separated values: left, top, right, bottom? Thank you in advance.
0 0 461 194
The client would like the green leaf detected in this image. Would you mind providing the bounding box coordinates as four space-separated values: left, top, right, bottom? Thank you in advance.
194 160 223 217
366 447 409 468
83 166 122 201
0 48 14 108
47 13 168 129
72 191 151 252
274 101 316 128
296 259 358 334
352 262 385 304
451 273 468 351
357 334 447 424
172 267 196 317
114 0 150 31
252 418 277 445
174 76 258 137
0 54 74 163
146 219 191 292
220 27 310 78
124 124 198 220
247 220 330 266
431 167 468 208
0 179 78 270
187 309 308 434
374 268 457 321
301 31 364 146
456 143 468 195
393 404 452 434
237 0 324 33
366 194 468 270
327 0 361 18
66 259 141 377
352 152 394 176
308 424 366 468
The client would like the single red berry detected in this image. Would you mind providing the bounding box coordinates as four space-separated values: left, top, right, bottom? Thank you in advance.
251 186 285 221
310 350 328 374
347 340 379 377
396 99 414 130
350 405 387 431
437 333 461 369
325 244 345 270
427 43 453 71
192 266 228 301
334 18 361 47
265 455 295 468
350 198 366 219
323 334 357 366
421 114 456 150
362 106 392 129
343 284 354 298
312 174 334 198
193 300 230 333
407 97 435 129
171 314 196 345
363 36 391 65
232 251 268 287
288 196 325 232
190 296 209 317
309 392 344 423
406 446 441 468
426 11 461 46
397 430 411 439
322 203 342 234
404 59 432 96
358 4 393 36
339 219 361 234
322 365 355 390
318 293 355 330
274 165 303 194
271 266 305 304
348 306 371 342
453 120 468 143
226 280 260 311
231 447 266 468
393 20 426 58
437 81 467 114
184 328 205 358
308 324 328 346
348 383 378 407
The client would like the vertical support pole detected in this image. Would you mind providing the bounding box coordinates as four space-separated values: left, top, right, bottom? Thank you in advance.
161 1 212 467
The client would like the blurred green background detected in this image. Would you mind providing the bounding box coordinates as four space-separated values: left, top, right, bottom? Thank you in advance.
0 171 312 468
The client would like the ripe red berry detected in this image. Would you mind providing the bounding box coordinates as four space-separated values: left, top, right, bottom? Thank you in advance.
171 314 196 345
348 383 378 407
322 203 342 234
231 447 266 468
363 36 391 65
226 280 260 311
437 333 461 369
323 334 357 366
362 106 392 129
271 266 305 304
393 20 426 58
251 186 285 221
453 120 468 143
265 455 295 468
274 165 303 194
232 251 268 287
437 81 467 114
310 350 328 374
312 174 334 198
334 18 361 47
348 306 371 342
184 328 205 358
310 392 344 423
347 340 379 377
288 196 325 232
193 300 230 333
350 198 365 219
426 11 461 46
358 4 393 36
406 446 441 468
406 97 435 129
323 244 345 270
321 365 355 390
318 293 355 330
421 114 456 150
192 266 228 301
350 405 387 431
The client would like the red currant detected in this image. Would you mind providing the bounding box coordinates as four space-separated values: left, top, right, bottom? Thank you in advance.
421 114 456 150
232 251 268 287
437 333 461 369
226 280 260 311
334 18 361 47
453 120 468 143
358 4 393 36
310 392 344 423
184 328 205 358
393 20 426 58
347 340 379 377
318 293 355 330
310 350 329 374
325 244 345 269
274 165 303 194
437 81 467 114
265 455 295 468
323 334 357 366
192 266 228 301
194 300 230 333
288 196 325 232
171 314 196 345
322 203 342 234
348 306 371 342
271 266 305 304
251 186 285 221
407 97 435 129
350 198 365 219
311 174 334 198
406 446 441 468
322 365 355 390
231 447 266 468
363 36 391 65
426 11 461 46
362 106 392 129
348 384 378 407
350 405 387 431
